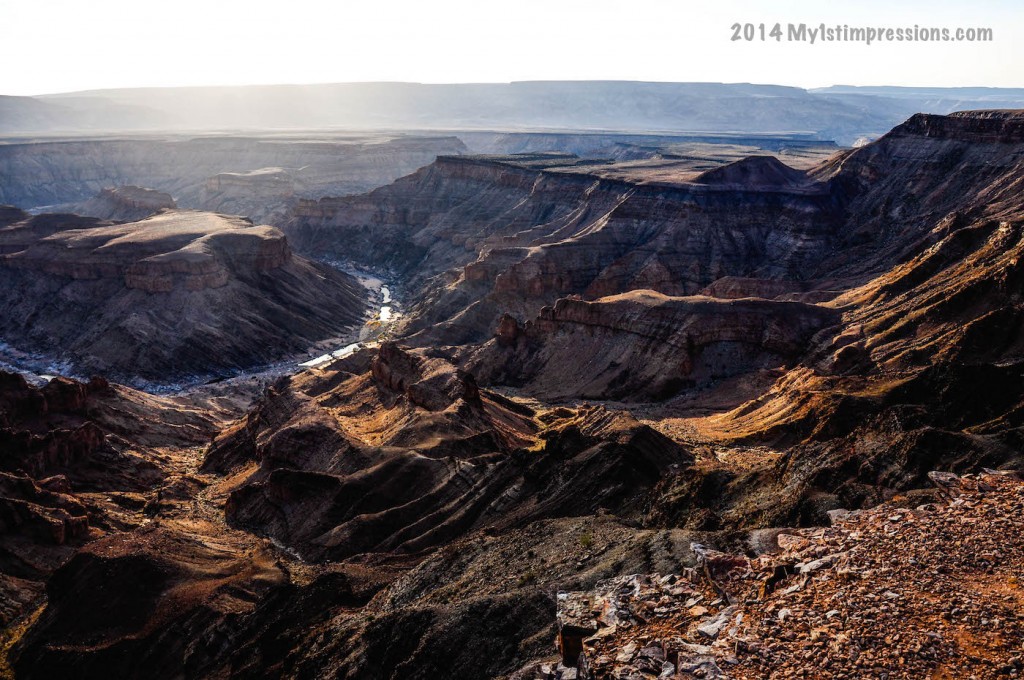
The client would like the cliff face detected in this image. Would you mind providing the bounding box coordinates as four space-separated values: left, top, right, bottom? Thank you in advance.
0 134 467 218
199 167 297 224
893 109 1024 142
468 291 840 401
0 373 111 481
810 109 1024 277
71 186 176 222
0 210 367 383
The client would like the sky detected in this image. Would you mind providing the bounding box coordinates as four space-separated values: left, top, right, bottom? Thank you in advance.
1 0 1022 96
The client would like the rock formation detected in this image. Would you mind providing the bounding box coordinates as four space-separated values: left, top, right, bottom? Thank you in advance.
199 167 297 224
692 155 821 191
287 153 841 347
0 210 368 383
71 185 176 222
204 343 692 561
467 291 840 401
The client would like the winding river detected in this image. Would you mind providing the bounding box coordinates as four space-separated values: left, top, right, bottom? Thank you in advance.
298 277 398 370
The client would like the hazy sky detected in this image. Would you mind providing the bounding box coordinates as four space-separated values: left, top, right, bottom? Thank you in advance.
2 0 1022 95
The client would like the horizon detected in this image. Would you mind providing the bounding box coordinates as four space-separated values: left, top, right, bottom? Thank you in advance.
21 80 1024 100
3 0 1022 96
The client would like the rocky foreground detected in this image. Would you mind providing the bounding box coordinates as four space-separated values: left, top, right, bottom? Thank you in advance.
536 471 1024 680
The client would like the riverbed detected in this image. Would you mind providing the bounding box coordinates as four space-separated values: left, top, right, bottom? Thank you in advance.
297 272 400 369
0 265 402 407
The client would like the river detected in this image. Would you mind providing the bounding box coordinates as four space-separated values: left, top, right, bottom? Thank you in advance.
297 274 398 370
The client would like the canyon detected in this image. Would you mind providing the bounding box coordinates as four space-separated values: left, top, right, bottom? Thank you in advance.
0 109 1023 679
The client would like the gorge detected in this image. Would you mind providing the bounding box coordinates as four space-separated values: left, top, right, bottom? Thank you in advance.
0 109 1023 679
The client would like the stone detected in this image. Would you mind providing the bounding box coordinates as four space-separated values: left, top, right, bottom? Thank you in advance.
697 606 738 639
615 641 638 663
798 554 843 574
928 471 962 490
777 533 812 551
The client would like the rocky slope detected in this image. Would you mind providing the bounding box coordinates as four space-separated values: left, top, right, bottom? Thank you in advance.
0 209 368 383
3 346 697 679
287 153 842 345
642 117 1024 532
809 110 1024 274
204 342 692 561
530 470 1024 680
0 370 224 631
467 291 839 401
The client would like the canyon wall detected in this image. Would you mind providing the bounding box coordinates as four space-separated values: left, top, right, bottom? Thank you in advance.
288 153 843 345
0 134 467 215
3 111 1024 680
469 291 840 401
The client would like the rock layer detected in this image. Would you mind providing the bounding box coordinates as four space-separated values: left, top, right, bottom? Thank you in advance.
0 134 467 218
469 291 840 401
0 210 367 383
199 167 297 224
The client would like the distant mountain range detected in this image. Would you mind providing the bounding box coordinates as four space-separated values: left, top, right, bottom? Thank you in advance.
4 81 1024 144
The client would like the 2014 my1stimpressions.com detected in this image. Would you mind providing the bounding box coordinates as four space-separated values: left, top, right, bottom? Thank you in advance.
731 21 994 44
